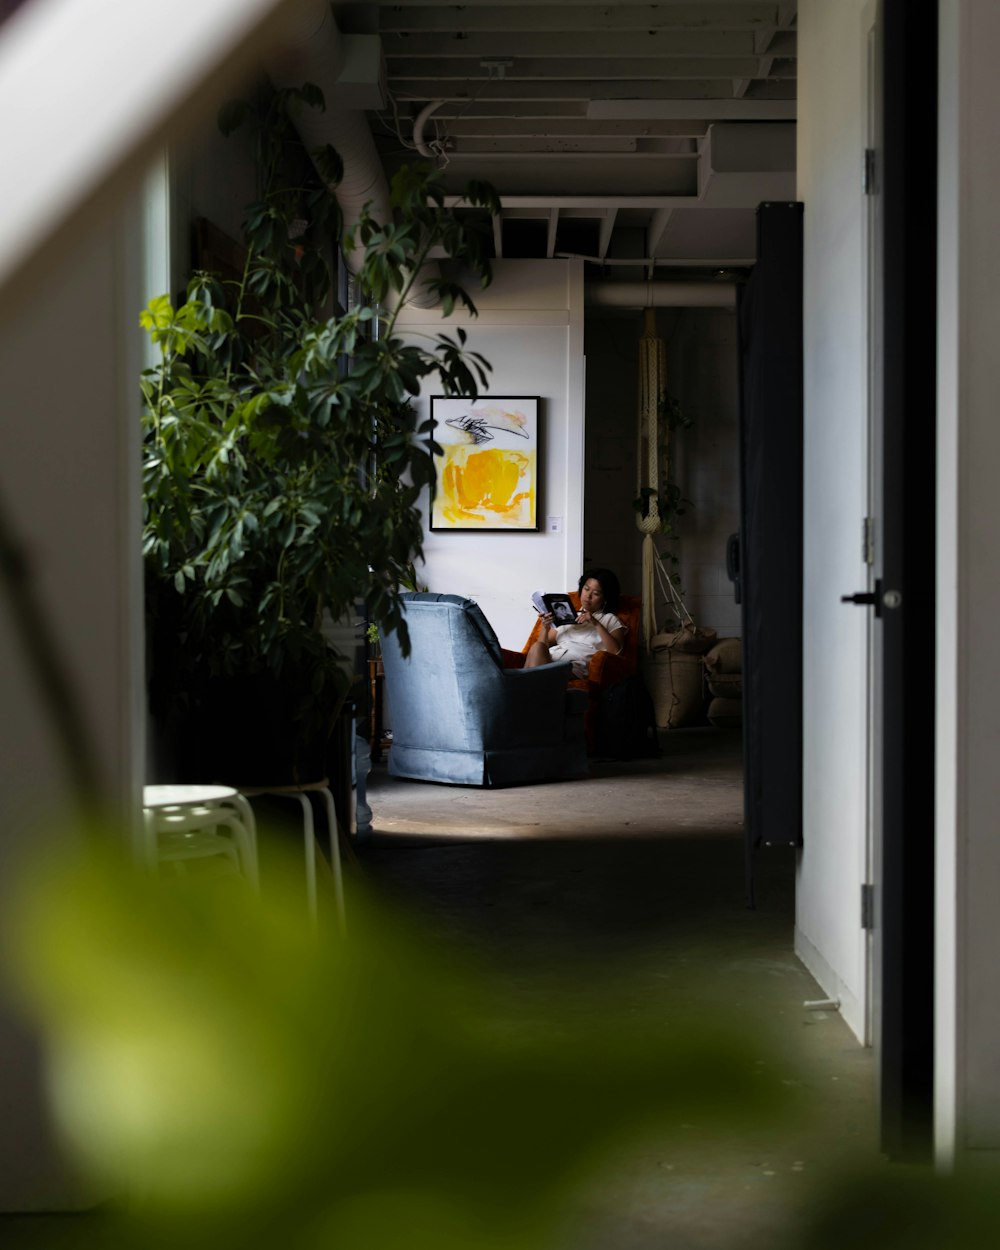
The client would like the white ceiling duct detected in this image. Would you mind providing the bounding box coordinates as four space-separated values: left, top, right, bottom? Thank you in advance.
586 281 736 310
268 2 440 308
412 100 446 160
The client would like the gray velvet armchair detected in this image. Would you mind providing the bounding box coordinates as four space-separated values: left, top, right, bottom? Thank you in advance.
380 593 589 787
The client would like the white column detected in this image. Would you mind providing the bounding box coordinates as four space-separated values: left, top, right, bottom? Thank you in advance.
936 0 1000 1166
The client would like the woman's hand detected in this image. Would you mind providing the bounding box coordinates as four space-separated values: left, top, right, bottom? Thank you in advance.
538 611 558 645
576 606 592 625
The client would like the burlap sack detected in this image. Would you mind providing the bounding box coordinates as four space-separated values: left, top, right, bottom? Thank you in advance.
706 672 742 699
643 650 704 729
703 636 742 674
649 624 717 656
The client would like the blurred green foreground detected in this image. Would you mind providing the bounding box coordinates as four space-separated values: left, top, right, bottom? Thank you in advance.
0 832 785 1249
3 831 1000 1250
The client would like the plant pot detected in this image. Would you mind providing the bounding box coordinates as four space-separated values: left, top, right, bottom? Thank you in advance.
170 674 343 788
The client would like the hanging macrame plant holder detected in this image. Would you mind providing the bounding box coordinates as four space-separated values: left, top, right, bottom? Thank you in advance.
648 554 716 655
634 309 715 726
644 553 716 729
635 307 665 650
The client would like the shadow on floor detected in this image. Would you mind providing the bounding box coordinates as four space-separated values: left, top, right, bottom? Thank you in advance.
351 727 883 1250
0 730 883 1250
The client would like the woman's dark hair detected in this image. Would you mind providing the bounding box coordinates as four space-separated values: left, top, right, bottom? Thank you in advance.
578 567 620 612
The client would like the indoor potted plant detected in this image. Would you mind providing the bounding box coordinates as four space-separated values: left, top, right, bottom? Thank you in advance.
142 84 499 782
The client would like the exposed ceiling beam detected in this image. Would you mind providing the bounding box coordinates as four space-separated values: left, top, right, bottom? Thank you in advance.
446 195 725 209
418 101 589 118
381 31 758 58
446 138 648 154
390 79 795 103
385 56 793 80
587 97 795 118
441 147 698 160
427 118 711 138
378 5 781 34
359 0 799 270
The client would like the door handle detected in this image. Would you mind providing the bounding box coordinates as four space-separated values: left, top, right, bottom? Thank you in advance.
841 579 882 617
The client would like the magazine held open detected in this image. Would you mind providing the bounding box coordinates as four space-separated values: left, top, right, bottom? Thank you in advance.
531 591 578 625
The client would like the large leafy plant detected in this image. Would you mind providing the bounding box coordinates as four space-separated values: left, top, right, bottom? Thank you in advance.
142 85 498 748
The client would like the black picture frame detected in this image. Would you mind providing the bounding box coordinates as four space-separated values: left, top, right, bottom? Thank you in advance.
429 395 540 531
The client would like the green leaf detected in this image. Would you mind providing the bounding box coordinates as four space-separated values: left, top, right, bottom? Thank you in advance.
141 95 500 711
312 143 344 188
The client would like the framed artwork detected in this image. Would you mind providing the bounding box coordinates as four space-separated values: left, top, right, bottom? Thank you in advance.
429 396 540 531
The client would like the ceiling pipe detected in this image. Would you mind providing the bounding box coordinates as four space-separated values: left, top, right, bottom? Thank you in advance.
586 281 736 309
412 100 446 159
267 2 440 308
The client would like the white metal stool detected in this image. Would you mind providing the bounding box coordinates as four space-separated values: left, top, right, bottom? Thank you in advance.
238 781 345 933
142 784 259 888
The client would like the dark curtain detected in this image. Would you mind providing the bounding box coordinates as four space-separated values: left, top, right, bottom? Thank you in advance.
738 202 805 903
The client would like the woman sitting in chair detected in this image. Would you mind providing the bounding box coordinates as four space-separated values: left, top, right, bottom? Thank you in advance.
524 568 627 679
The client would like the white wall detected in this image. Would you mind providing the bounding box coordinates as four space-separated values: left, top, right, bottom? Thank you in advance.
0 202 145 1208
795 0 871 1042
395 259 586 650
936 0 1000 1164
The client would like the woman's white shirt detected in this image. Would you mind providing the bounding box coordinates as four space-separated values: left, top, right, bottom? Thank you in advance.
549 610 626 678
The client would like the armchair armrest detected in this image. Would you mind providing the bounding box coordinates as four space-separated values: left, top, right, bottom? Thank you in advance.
491 661 577 741
587 649 632 689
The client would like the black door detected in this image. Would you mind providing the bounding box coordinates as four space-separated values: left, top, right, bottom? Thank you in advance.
877 0 937 1162
737 201 805 903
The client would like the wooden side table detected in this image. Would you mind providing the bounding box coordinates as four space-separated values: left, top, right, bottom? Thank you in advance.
368 657 393 762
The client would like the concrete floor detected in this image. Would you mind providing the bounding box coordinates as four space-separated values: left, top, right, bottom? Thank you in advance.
1 728 886 1248
354 727 885 1249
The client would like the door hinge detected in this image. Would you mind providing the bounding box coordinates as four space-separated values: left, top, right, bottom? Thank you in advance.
862 516 875 566
861 883 875 931
863 147 877 195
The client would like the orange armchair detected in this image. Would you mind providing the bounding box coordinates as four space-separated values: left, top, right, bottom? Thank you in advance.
502 592 641 755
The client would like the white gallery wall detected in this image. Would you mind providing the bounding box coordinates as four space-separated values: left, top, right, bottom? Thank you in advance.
795 0 871 1042
395 259 586 650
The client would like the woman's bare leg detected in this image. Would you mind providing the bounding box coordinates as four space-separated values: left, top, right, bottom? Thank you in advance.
524 639 553 668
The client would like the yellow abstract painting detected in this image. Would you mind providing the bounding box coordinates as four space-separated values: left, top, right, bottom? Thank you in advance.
430 397 539 530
